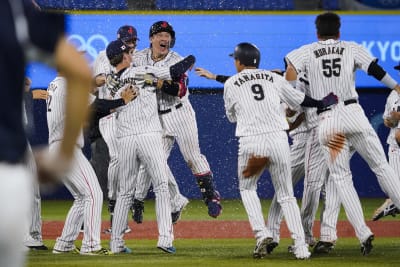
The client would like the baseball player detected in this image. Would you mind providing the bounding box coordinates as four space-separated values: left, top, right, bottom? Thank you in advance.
92 25 139 233
0 0 92 266
372 62 400 221
47 71 111 255
22 80 49 251
131 21 221 223
105 39 195 254
223 42 338 259
285 12 400 255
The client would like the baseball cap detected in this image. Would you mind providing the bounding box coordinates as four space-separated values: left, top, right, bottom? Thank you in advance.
106 39 129 60
394 61 400 70
117 25 139 42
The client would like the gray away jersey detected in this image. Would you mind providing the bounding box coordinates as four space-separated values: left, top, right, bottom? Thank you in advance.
224 69 305 137
286 39 375 101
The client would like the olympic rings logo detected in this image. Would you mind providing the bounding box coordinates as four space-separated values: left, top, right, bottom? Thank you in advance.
67 34 109 61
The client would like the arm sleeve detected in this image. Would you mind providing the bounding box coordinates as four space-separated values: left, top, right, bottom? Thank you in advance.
92 52 110 77
93 98 125 115
216 75 231 84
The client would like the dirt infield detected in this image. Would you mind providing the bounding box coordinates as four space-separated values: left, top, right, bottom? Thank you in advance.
43 220 400 239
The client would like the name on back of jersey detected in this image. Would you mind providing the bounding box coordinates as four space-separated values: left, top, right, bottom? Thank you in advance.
233 72 273 87
313 46 345 58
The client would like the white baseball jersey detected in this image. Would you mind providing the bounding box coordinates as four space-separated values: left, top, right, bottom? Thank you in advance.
46 76 104 254
383 90 400 178
224 69 305 137
110 66 174 253
132 48 199 214
286 38 400 243
133 48 189 109
286 39 374 102
384 90 400 147
46 77 86 148
223 68 309 256
116 65 171 137
93 50 113 100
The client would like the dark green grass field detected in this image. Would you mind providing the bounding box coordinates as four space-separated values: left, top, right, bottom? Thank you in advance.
27 198 400 267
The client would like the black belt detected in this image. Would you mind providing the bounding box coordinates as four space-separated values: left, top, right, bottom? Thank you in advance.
317 99 357 115
158 103 183 115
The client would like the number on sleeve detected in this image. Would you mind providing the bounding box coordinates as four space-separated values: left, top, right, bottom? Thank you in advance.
47 95 52 112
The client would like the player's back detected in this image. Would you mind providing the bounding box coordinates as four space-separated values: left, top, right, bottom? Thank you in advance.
224 69 289 137
47 76 84 147
288 39 374 101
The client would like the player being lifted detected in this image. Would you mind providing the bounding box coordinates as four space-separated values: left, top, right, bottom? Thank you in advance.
104 39 196 254
131 21 222 224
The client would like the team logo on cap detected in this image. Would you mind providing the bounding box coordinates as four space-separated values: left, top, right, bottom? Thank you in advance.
161 21 168 28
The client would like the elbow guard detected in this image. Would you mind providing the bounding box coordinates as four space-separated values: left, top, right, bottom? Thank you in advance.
158 80 179 96
367 60 386 80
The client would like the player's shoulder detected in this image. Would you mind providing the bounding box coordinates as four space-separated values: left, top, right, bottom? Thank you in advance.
167 50 183 60
48 76 66 91
133 48 150 59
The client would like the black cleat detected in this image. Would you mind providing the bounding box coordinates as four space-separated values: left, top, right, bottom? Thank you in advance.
132 199 144 224
361 235 374 256
313 241 335 254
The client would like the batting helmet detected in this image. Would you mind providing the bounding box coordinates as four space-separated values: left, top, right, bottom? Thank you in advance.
229 42 260 68
149 21 176 48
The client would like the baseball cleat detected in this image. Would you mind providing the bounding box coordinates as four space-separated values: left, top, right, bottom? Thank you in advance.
266 241 278 254
253 237 272 258
157 246 176 254
103 226 131 234
361 235 374 256
52 247 80 254
172 197 189 224
114 247 132 254
80 247 113 256
293 245 311 260
132 199 144 224
313 241 335 254
27 245 48 250
372 199 399 221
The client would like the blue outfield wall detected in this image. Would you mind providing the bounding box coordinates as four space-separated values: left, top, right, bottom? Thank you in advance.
25 12 399 199
31 89 392 200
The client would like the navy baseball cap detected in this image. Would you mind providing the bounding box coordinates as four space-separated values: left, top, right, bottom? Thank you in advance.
106 39 129 60
394 62 400 70
117 25 139 42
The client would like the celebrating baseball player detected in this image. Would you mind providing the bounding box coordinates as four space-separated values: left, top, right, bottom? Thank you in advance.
91 25 139 234
131 21 221 224
285 12 400 255
47 70 112 255
105 39 195 254
372 62 400 221
223 42 338 259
